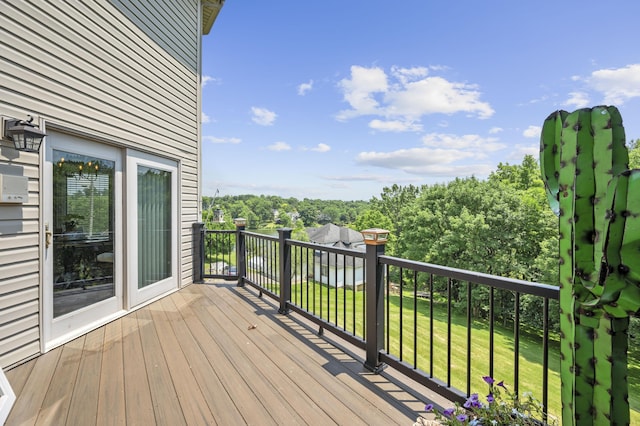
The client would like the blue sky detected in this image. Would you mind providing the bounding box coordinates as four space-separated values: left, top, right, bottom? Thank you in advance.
201 1 640 201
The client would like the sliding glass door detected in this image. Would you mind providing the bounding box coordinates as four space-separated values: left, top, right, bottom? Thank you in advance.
127 151 178 307
44 133 123 348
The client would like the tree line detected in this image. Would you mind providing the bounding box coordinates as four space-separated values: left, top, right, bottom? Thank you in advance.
203 140 640 337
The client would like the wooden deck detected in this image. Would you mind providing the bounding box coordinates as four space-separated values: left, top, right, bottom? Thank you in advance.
4 281 433 425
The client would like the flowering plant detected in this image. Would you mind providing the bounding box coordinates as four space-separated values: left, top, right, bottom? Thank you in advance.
419 376 555 426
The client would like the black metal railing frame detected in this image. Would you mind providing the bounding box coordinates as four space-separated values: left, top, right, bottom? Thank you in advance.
197 224 560 412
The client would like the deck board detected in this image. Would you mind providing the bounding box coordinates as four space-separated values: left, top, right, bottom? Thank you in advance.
66 327 105 425
136 308 187 426
35 335 85 425
121 313 155 425
159 295 246 426
148 300 216 425
5 281 427 426
96 319 125 426
169 290 277 426
8 347 62 425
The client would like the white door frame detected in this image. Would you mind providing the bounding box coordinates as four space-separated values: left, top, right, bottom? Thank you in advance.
42 132 124 350
126 149 179 308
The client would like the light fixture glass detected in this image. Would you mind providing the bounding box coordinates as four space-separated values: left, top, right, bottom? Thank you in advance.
4 116 46 152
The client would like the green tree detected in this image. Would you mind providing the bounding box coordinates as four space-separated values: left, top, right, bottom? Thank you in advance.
369 183 420 242
628 138 640 169
354 209 396 254
397 176 556 325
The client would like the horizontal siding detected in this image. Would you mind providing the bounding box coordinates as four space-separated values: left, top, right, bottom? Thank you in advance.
0 220 39 235
0 329 39 368
0 234 38 251
0 0 203 368
0 1 199 155
0 247 38 266
111 0 198 71
0 299 39 325
0 137 40 368
0 275 38 296
0 314 38 342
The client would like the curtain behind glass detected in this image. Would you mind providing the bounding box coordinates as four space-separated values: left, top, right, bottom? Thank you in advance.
138 166 172 288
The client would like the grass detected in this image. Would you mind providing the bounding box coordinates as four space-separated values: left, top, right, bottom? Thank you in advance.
290 281 640 423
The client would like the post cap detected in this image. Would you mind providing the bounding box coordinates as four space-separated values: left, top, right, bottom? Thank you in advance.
361 228 390 245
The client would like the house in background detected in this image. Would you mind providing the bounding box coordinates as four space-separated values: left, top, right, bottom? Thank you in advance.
307 223 365 289
0 0 224 378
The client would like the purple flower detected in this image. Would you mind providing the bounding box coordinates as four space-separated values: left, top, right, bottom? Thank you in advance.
497 381 507 389
456 414 469 422
486 393 495 404
443 408 456 418
424 403 434 412
483 376 495 385
464 395 483 409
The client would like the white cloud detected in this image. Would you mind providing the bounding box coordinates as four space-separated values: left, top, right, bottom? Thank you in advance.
297 80 313 95
369 119 423 132
386 77 494 119
323 173 393 182
202 75 218 88
508 144 539 162
268 141 291 151
251 107 277 126
336 66 388 120
390 66 429 86
564 91 590 108
588 64 640 104
203 136 241 144
523 125 541 138
336 65 494 124
301 143 331 152
311 143 331 152
355 132 504 178
489 127 503 134
356 147 492 176
421 133 505 153
201 112 210 124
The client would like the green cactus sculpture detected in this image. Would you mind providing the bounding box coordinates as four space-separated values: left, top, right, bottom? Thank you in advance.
540 106 640 425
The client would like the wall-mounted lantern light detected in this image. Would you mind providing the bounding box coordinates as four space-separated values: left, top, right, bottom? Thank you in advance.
4 115 46 152
361 228 390 245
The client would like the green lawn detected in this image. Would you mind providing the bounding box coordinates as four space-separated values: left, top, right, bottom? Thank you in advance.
291 282 640 423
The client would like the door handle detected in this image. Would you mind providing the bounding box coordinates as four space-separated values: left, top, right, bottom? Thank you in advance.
45 223 52 248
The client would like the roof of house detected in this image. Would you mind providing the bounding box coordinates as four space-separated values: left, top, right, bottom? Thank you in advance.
306 223 364 249
202 1 225 34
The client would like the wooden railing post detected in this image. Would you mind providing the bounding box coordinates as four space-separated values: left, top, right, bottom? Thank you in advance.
192 222 205 283
278 228 292 314
362 228 390 373
234 218 247 287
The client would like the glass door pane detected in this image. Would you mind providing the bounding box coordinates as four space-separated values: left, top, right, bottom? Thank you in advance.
138 165 172 288
52 150 115 317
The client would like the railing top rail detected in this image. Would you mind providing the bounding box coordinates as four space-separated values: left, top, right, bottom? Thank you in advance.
242 230 279 242
204 229 236 235
286 239 366 258
380 254 559 299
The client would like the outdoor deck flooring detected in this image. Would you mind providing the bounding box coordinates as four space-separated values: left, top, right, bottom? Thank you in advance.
5 281 432 425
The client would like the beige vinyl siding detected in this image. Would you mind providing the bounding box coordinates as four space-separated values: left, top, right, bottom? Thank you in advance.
0 149 41 369
0 0 203 368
